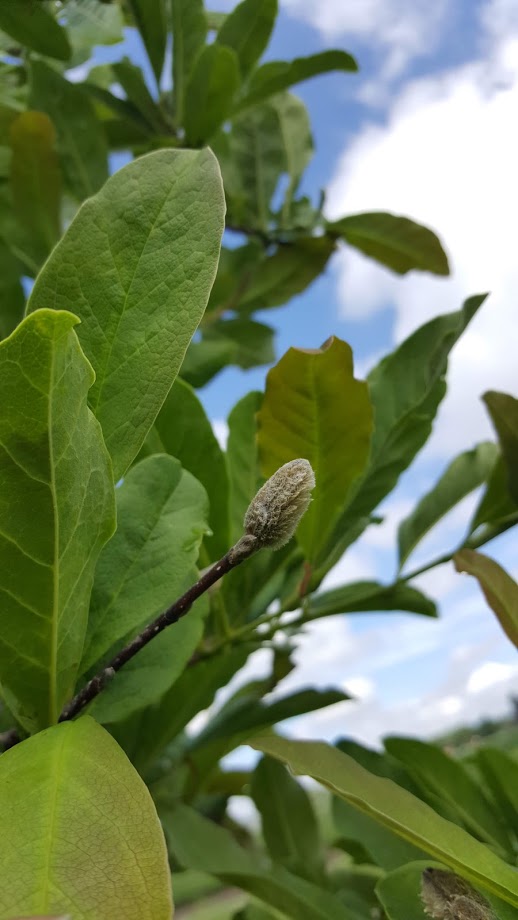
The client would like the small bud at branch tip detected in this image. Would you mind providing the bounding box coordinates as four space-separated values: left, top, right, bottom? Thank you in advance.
243 459 316 550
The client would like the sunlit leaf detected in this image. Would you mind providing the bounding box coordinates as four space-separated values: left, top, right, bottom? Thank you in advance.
328 212 449 276
454 549 518 649
127 0 167 84
184 44 240 145
216 0 277 78
237 50 358 110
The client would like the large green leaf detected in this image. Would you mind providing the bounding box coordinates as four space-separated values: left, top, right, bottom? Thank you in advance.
258 336 373 564
28 148 225 480
164 803 354 919
0 718 172 919
238 238 335 312
184 44 240 145
384 737 513 856
0 0 70 60
328 212 449 276
308 581 437 620
483 391 518 506
469 456 518 535
88 581 208 725
237 50 358 110
9 111 61 269
172 0 207 127
127 0 167 84
0 310 115 732
0 241 24 339
139 378 230 559
216 0 277 78
249 735 518 907
181 319 274 388
252 755 324 882
333 797 427 871
326 296 486 564
82 454 209 674
398 442 498 569
454 549 518 649
227 391 263 542
30 60 108 201
132 645 254 772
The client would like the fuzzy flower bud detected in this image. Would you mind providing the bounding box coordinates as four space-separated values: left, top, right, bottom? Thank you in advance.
420 869 494 920
243 458 316 551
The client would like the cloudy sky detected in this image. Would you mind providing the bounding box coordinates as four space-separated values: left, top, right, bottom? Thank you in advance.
91 0 518 754
200 0 518 757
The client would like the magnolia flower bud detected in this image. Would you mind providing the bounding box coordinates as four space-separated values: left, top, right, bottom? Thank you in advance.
243 459 316 551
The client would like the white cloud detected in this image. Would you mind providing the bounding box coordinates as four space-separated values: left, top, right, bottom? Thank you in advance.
211 418 229 449
326 33 518 460
281 0 450 80
467 660 517 693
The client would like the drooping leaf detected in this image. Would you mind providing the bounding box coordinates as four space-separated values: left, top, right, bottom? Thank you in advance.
216 0 277 78
454 549 518 649
258 336 373 564
164 803 353 920
238 238 335 312
252 755 324 882
30 60 108 201
112 59 165 133
0 310 115 732
384 737 513 856
82 454 209 674
139 378 230 559
0 718 172 919
184 44 240 145
28 148 225 479
88 581 208 725
483 391 518 506
171 0 207 127
181 319 275 388
324 296 486 567
308 581 437 620
0 0 70 61
9 111 61 268
132 645 254 772
249 734 518 908
237 50 358 110
127 0 167 84
398 442 498 569
328 212 449 276
227 391 263 542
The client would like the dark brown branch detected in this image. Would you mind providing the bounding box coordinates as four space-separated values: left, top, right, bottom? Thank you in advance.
59 535 258 723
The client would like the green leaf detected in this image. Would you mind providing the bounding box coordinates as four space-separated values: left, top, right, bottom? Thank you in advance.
0 717 172 919
82 454 209 674
470 456 518 534
227 391 263 543
237 50 358 110
258 336 373 564
327 296 486 557
454 549 518 649
384 737 513 857
249 734 518 908
164 803 354 920
88 580 208 725
112 58 165 133
63 0 124 63
28 148 225 480
328 212 449 276
30 60 108 201
127 0 167 84
172 0 207 127
483 391 518 506
139 378 230 560
0 310 115 732
333 797 427 870
398 442 499 569
132 645 254 772
9 111 61 268
251 755 324 882
216 0 277 78
238 238 335 312
184 44 240 145
270 93 313 222
205 240 263 315
181 319 275 388
0 0 70 61
308 581 437 620
0 241 25 339
475 748 518 842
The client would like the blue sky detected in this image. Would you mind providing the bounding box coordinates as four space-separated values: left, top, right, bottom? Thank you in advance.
86 0 518 750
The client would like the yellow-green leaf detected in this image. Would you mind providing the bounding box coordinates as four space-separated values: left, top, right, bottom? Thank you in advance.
454 549 518 648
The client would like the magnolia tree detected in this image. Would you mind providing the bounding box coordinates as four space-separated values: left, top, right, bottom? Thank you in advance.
0 2 518 919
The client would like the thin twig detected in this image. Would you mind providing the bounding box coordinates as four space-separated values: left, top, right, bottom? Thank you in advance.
59 535 258 723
